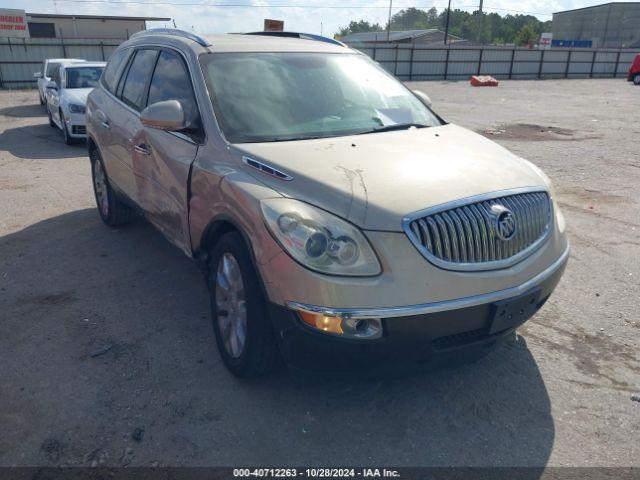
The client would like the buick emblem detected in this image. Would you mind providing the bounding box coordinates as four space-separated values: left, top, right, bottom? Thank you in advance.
491 204 516 241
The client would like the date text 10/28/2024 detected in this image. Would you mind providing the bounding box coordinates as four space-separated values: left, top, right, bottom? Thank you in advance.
233 468 401 478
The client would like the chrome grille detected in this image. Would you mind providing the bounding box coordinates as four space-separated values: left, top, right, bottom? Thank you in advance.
404 189 552 271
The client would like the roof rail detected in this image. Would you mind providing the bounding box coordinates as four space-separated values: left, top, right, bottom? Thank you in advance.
131 28 211 47
244 31 346 47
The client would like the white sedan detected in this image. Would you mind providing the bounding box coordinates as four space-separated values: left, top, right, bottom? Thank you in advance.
34 58 86 106
46 62 106 145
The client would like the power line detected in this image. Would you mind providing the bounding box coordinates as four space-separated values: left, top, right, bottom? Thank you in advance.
46 0 554 16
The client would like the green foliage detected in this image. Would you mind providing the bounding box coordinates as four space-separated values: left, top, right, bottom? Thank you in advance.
337 7 550 45
337 20 383 37
388 7 439 30
515 22 541 46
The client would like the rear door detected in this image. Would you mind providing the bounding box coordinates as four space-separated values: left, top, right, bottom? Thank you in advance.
89 47 134 192
48 67 62 126
132 49 202 254
101 48 159 199
37 60 47 98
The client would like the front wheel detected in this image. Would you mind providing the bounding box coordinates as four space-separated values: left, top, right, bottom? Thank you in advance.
634 74 640 85
90 148 133 226
47 106 55 128
208 232 280 378
60 109 74 145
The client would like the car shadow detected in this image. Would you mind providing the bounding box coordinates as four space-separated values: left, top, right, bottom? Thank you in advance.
1 123 86 159
0 103 46 118
0 209 554 471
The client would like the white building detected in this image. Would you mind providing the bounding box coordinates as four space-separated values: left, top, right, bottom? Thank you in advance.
25 13 171 40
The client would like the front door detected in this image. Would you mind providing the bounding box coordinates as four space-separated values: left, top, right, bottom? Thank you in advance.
132 49 202 255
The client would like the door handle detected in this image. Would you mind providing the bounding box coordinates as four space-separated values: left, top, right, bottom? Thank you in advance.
134 143 150 155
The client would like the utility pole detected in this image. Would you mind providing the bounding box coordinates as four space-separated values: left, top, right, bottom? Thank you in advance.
443 0 452 44
387 0 393 41
477 0 484 44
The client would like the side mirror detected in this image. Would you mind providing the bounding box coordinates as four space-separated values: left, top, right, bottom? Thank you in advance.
412 90 432 108
34 72 42 79
140 100 185 131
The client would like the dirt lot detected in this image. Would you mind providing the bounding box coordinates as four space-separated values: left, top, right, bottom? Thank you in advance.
0 79 638 468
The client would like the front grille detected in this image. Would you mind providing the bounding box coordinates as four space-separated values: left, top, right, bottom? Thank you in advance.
404 189 552 271
72 125 86 135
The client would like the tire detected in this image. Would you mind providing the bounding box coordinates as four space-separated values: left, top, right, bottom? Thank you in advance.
208 232 280 378
634 74 640 85
90 147 134 226
47 106 55 128
60 109 74 145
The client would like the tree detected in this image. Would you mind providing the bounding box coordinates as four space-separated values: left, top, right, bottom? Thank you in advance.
387 7 439 31
336 7 550 45
337 20 383 37
515 22 539 46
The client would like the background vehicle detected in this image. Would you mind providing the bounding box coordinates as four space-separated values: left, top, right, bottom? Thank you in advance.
46 62 106 144
86 30 569 378
34 58 86 106
628 53 640 85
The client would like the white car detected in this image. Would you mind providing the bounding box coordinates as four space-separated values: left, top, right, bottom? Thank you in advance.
46 62 106 144
34 58 86 106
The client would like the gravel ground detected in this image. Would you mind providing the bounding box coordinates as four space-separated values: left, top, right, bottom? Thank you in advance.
0 79 638 468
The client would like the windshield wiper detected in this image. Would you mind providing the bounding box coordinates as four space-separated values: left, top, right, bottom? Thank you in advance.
357 123 429 135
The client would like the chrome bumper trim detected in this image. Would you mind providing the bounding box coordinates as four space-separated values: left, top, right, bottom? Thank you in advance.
286 245 569 320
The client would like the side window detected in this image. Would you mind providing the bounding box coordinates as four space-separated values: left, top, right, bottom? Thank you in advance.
46 62 60 79
120 49 158 111
147 50 202 138
102 48 131 94
52 67 61 88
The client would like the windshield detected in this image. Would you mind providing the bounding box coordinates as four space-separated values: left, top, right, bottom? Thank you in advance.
65 67 104 89
200 52 442 143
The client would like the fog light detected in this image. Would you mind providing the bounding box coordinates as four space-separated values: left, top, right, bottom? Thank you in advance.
297 311 382 339
298 311 343 335
343 318 382 338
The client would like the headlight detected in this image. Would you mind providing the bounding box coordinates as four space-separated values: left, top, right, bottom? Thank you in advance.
68 104 85 114
261 198 381 276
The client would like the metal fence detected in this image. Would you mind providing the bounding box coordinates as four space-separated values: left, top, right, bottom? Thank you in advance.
0 37 123 89
351 43 639 81
1 38 638 88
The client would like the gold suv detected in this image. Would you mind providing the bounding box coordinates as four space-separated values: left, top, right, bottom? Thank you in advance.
86 29 569 377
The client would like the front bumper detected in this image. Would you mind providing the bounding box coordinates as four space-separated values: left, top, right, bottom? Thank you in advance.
64 112 87 138
270 246 568 372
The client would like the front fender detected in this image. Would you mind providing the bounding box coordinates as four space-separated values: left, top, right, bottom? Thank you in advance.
189 167 282 267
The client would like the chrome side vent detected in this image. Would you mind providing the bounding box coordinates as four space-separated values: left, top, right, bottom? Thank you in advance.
403 188 552 271
242 156 293 181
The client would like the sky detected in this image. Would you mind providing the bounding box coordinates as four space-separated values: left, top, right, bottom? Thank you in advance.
7 0 640 37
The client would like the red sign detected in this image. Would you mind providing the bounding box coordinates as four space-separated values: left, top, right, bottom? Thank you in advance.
0 9 28 38
264 19 284 32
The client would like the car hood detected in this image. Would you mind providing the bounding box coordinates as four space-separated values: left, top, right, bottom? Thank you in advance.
64 88 92 105
235 124 548 231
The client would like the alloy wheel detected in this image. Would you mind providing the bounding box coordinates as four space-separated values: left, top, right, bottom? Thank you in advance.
93 160 109 217
61 111 70 143
215 253 248 359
